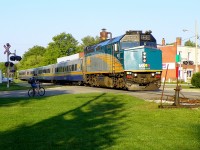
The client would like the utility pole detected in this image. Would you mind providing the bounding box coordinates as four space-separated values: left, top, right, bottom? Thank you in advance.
3 43 11 88
183 21 199 73
195 21 199 72
3 44 21 88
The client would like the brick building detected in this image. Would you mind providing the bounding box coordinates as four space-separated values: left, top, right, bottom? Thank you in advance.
158 37 200 83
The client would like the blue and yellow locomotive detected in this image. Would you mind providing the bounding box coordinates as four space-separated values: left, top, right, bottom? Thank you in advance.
83 29 162 90
19 29 162 90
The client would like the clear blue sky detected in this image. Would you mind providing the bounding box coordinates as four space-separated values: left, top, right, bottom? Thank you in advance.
0 0 200 62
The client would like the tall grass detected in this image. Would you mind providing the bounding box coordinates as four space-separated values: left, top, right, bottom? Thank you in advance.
0 93 199 150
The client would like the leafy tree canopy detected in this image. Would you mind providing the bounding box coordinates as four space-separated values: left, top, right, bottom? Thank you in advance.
18 45 46 70
191 72 200 88
184 39 196 47
80 36 100 50
0 62 7 74
43 32 79 65
17 32 100 70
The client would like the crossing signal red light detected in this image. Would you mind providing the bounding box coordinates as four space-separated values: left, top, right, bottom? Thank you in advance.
10 56 22 61
10 56 15 61
183 61 194 65
5 62 14 67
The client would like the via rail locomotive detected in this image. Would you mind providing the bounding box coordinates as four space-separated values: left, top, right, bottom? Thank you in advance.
19 29 162 90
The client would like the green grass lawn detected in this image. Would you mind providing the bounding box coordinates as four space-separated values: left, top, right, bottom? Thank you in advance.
0 81 56 91
0 82 28 91
0 93 200 150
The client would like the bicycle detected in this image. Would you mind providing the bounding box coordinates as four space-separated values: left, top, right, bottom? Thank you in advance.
28 82 45 97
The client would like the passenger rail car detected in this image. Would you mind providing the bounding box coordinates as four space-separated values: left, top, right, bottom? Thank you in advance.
19 59 83 84
19 29 162 90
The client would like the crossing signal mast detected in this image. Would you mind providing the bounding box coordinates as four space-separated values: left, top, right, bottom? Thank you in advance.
3 43 22 88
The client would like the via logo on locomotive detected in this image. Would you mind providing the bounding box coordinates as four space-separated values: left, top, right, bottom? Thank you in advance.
138 63 150 69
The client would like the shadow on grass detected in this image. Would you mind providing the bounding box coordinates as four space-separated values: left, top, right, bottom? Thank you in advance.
0 89 70 107
0 95 48 107
0 93 126 150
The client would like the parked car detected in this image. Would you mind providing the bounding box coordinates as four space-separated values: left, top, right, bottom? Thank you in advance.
2 77 13 83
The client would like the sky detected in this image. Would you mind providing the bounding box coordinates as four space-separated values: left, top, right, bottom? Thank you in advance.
0 0 200 62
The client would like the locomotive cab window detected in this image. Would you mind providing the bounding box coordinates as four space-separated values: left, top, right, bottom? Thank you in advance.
113 44 119 52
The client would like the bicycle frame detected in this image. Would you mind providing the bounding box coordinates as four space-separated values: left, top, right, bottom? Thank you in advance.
28 83 45 97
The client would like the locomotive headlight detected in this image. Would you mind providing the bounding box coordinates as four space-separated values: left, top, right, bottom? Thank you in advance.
133 73 137 77
156 72 161 74
151 73 155 77
126 72 132 74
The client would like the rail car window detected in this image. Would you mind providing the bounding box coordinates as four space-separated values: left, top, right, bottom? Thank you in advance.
121 42 140 49
31 71 35 75
43 69 50 73
64 67 66 72
66 66 68 71
140 41 157 48
75 64 77 71
55 67 62 73
69 65 72 71
71 64 78 71
96 46 101 51
80 64 82 71
19 72 25 75
101 46 105 51
106 45 111 50
57 67 63 72
113 44 119 52
38 70 43 74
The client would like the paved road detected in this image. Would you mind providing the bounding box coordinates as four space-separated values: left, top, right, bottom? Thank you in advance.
0 84 199 100
0 85 103 98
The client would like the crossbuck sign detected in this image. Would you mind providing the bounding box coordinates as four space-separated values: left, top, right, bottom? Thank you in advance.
4 43 11 55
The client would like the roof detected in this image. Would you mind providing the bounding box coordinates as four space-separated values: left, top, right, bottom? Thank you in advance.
86 35 124 52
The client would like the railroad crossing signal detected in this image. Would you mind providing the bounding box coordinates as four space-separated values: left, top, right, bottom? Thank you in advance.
3 43 22 88
5 62 14 67
3 43 11 55
10 55 22 61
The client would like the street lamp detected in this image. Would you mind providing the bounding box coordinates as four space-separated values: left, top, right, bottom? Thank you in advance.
183 21 199 73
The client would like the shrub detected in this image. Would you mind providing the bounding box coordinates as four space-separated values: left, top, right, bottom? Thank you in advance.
191 72 200 88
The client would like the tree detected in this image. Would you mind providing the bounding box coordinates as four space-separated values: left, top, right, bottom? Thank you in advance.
16 33 100 70
0 62 7 75
184 39 196 47
191 72 200 88
18 45 46 69
43 32 79 65
80 36 100 50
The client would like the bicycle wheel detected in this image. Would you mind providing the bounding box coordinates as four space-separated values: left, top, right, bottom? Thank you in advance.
38 87 45 96
28 88 35 97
